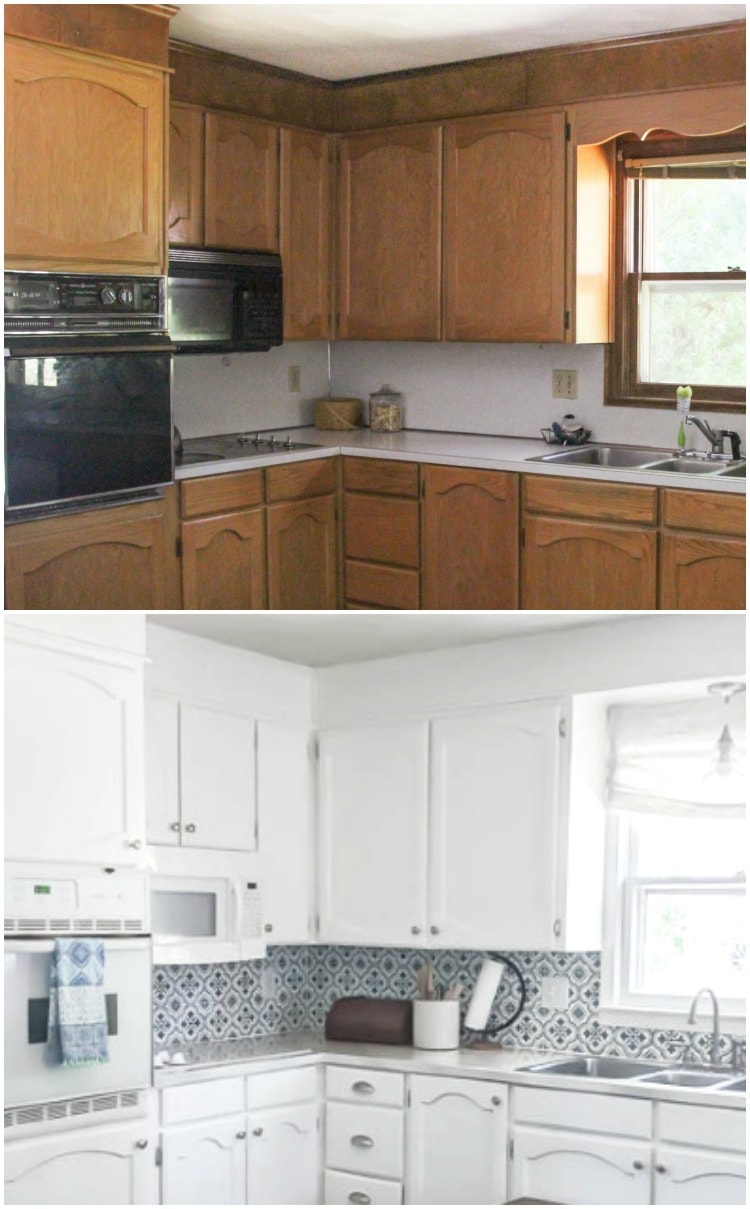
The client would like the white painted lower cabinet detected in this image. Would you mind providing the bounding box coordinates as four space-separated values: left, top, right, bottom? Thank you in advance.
248 1102 319 1204
161 1114 247 1204
4 1117 159 1205
653 1101 746 1205
511 1123 651 1204
405 1074 508 1205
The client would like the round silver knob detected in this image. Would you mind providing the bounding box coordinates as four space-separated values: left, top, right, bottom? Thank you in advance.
236 1130 246 1140
553 918 562 938
430 925 440 935
411 926 421 935
349 1195 372 1205
185 823 197 833
253 1127 263 1137
655 1164 667 1175
100 286 117 305
118 287 134 305
491 1095 501 1106
264 923 273 933
170 822 181 832
135 1139 148 1150
633 1160 644 1171
127 839 143 850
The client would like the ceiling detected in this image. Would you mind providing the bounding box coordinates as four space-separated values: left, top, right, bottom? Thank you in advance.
148 612 630 667
169 4 744 82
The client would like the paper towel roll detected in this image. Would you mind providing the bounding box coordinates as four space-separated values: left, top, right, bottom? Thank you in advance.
464 959 505 1032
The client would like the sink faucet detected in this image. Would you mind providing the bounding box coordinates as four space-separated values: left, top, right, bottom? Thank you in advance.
685 415 742 460
687 987 722 1066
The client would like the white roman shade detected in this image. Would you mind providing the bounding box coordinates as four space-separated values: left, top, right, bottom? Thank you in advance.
606 696 746 817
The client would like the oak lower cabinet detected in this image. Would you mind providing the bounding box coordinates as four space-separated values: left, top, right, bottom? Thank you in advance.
406 1075 507 1205
325 1066 405 1205
343 457 421 609
4 488 181 610
266 459 339 609
422 465 519 609
653 1102 746 1205
181 470 267 610
659 488 745 609
161 1078 247 1205
5 37 165 273
522 476 658 609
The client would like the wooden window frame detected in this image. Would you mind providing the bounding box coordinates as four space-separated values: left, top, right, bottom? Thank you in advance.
606 131 746 414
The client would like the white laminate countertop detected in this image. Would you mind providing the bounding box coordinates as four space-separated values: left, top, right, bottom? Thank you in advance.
175 427 746 495
153 1032 746 1111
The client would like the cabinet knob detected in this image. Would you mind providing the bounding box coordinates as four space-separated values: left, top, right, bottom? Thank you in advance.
184 823 197 833
252 1127 263 1137
264 923 273 933
348 1195 372 1205
411 926 421 935
236 1130 247 1140
352 1081 375 1095
170 822 181 832
553 918 562 938
128 839 143 850
430 925 440 935
135 1139 148 1150
491 1095 502 1107
350 1134 374 1149
655 1164 667 1175
633 1160 645 1171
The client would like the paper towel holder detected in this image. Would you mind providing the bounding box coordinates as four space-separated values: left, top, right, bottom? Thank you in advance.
463 956 527 1050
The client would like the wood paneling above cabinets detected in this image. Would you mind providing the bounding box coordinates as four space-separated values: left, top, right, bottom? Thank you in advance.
5 3 175 68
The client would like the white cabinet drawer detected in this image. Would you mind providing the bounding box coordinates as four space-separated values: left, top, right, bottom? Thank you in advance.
512 1086 652 1138
247 1065 318 1109
325 1169 403 1205
657 1102 746 1152
162 1077 245 1124
326 1103 404 1179
327 1066 404 1108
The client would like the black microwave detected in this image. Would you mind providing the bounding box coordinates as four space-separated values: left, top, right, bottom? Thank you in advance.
167 248 283 353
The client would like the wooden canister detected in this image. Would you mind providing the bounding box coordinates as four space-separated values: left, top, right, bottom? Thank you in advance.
314 397 364 430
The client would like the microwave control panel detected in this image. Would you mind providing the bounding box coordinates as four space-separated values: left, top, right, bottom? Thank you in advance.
242 882 263 938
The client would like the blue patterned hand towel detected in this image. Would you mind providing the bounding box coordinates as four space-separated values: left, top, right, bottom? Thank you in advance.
47 938 109 1066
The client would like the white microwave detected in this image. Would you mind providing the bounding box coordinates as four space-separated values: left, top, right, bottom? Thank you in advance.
150 850 266 965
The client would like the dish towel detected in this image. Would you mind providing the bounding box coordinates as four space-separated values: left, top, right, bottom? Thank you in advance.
47 938 109 1066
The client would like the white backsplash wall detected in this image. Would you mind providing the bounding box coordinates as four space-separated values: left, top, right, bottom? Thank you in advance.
172 342 330 437
331 341 747 450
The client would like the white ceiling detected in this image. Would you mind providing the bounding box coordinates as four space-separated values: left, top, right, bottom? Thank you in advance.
148 612 630 666
169 3 744 81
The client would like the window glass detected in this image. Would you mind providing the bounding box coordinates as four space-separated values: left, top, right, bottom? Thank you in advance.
638 280 745 386
644 177 745 273
635 885 746 998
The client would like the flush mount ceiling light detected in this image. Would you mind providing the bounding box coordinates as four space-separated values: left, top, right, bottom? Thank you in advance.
707 681 746 779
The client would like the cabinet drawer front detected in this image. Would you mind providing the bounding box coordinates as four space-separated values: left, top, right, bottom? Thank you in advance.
325 1169 403 1205
662 488 746 536
247 1066 317 1109
523 475 658 525
162 1077 245 1124
658 1102 746 1152
345 560 420 609
327 1066 405 1108
181 470 263 519
344 457 419 498
265 457 336 503
424 463 516 502
326 1102 404 1179
513 1087 651 1138
344 495 420 567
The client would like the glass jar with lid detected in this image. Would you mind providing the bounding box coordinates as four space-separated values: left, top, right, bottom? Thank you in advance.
369 384 404 431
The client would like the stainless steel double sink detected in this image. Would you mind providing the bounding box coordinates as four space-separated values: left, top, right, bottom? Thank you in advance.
527 444 745 478
521 1054 745 1092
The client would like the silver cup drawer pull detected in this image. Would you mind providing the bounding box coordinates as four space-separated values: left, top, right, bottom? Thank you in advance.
350 1134 375 1149
352 1080 375 1095
348 1194 372 1205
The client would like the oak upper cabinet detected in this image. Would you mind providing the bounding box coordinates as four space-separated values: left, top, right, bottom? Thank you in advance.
337 124 442 339
444 109 567 341
168 102 204 246
280 127 333 339
659 489 745 610
430 702 568 950
256 722 313 943
266 460 338 610
181 471 267 611
5 38 165 272
406 1076 508 1205
422 465 520 609
317 722 430 945
204 111 279 250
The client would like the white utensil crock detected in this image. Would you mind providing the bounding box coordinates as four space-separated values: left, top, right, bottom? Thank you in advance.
413 1000 460 1050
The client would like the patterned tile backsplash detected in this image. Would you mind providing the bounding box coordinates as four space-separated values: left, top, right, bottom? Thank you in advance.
153 946 740 1065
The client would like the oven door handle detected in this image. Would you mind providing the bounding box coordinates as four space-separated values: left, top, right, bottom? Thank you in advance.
4 334 172 358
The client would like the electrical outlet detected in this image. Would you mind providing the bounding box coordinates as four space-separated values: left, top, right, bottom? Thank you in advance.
288 365 301 393
553 369 578 399
540 975 570 1009
260 967 280 997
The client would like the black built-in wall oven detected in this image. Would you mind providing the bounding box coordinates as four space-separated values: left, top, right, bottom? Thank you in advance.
4 272 173 519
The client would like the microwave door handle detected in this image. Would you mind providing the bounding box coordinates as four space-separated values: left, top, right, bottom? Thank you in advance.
232 877 244 938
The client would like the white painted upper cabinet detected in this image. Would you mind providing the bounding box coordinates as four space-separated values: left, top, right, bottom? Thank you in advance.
256 721 313 943
5 630 146 866
430 701 566 949
318 722 430 945
406 1074 508 1205
145 693 257 852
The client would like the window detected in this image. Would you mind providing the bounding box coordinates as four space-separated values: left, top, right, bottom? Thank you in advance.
607 131 746 412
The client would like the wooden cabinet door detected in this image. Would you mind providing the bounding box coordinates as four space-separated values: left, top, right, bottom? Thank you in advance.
169 103 204 246
179 703 256 852
204 111 279 250
257 722 313 943
266 494 338 609
444 110 567 341
182 508 267 610
5 39 165 272
5 1118 158 1206
422 465 519 609
162 1117 246 1206
247 1104 320 1205
659 534 745 610
653 1145 746 1205
318 723 430 945
406 1076 507 1206
429 702 566 950
337 125 441 339
511 1125 651 1205
280 127 332 339
522 515 657 609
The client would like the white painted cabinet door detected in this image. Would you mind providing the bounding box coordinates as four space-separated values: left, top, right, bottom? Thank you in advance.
4 1119 158 1205
511 1124 651 1205
179 703 257 851
318 722 430 945
429 701 566 949
406 1074 507 1205
257 721 313 943
248 1103 320 1204
161 1114 247 1205
654 1145 747 1205
5 637 145 865
144 693 180 846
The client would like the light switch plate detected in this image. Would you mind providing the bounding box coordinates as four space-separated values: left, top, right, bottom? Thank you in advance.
540 975 570 1009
